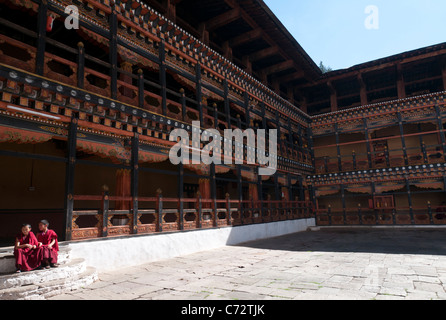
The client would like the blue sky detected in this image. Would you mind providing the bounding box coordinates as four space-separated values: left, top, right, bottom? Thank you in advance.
264 0 446 70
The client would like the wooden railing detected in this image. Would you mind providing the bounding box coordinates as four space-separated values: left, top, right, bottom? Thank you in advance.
315 145 446 174
70 189 314 240
316 204 446 226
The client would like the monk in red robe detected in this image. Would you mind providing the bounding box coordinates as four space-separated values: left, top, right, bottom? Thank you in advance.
14 224 40 273
36 220 59 268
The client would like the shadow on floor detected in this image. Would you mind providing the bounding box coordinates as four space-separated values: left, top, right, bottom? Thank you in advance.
233 228 446 256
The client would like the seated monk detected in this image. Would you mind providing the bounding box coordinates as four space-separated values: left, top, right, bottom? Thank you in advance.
14 224 40 273
36 220 59 269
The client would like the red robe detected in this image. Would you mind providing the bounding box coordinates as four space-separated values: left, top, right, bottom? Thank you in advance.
14 232 40 272
37 229 59 264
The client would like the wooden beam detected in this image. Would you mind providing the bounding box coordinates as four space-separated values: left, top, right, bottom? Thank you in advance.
276 70 305 83
327 81 338 112
301 48 446 88
258 69 267 84
300 95 308 114
222 41 233 61
35 0 47 76
287 86 295 104
357 73 368 106
262 60 295 76
242 55 252 74
224 0 310 79
196 64 204 124
250 46 280 62
165 0 176 22
198 23 209 46
272 79 280 95
229 28 263 47
396 63 406 99
206 8 241 31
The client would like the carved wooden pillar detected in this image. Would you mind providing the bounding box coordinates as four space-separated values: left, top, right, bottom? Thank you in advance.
131 133 139 234
224 78 231 129
199 178 211 209
249 183 258 202
196 63 204 124
116 169 132 210
119 61 134 98
282 187 289 201
159 41 167 116
244 91 250 129
63 115 78 241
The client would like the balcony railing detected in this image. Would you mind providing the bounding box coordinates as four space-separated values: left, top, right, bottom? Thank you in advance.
316 204 446 226
70 189 314 241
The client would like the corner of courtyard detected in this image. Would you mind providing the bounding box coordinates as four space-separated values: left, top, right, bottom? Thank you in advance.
49 228 446 300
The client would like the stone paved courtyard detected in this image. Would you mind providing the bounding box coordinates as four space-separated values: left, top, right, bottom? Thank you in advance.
51 228 446 300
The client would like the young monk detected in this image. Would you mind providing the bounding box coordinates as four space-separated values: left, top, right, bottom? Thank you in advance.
36 220 59 269
14 224 40 273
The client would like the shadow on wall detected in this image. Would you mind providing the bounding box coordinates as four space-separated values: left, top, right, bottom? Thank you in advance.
235 228 446 256
225 219 315 247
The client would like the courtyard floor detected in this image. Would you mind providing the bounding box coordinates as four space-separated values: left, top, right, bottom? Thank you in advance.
51 228 446 300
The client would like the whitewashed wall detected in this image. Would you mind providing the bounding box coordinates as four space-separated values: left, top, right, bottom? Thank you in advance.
68 219 315 272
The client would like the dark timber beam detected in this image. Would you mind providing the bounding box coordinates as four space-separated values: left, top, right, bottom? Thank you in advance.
222 41 233 61
287 86 295 105
196 63 204 124
198 23 209 46
250 46 280 62
242 55 252 74
206 8 241 31
276 70 305 84
396 63 406 99
357 73 368 106
327 81 338 112
163 0 176 22
262 60 295 76
229 28 263 47
35 0 47 76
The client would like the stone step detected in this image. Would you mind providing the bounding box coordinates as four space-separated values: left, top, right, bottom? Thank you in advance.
0 258 86 290
0 266 98 300
0 246 71 274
